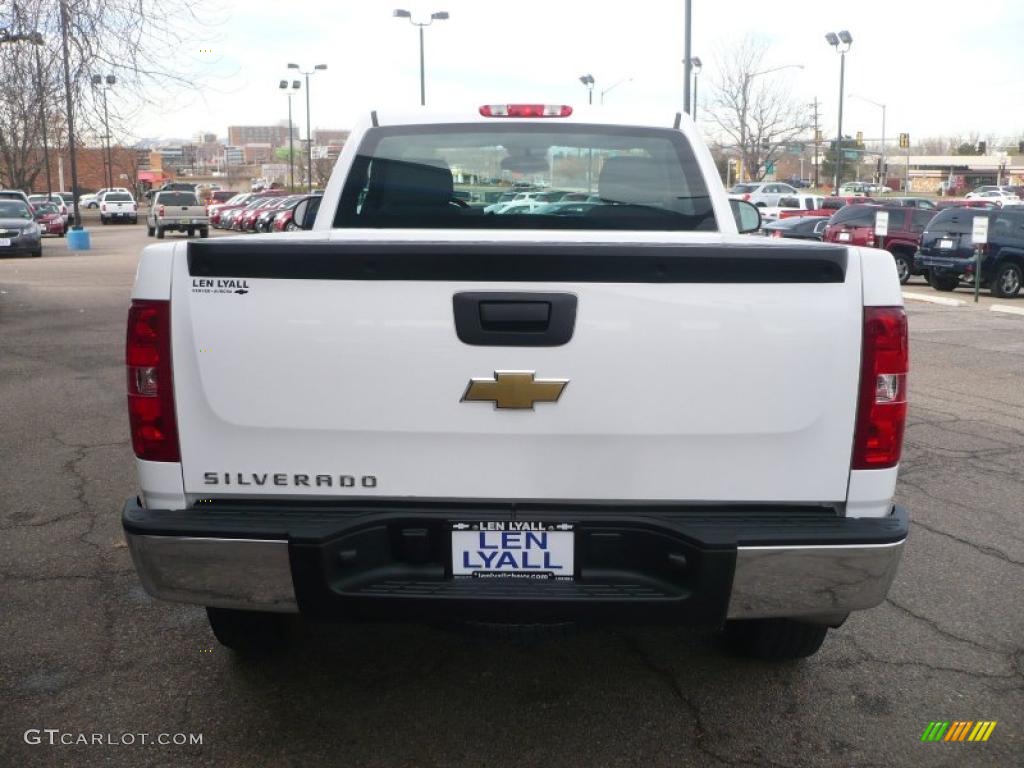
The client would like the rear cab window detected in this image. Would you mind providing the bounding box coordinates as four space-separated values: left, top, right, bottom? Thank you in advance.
829 205 877 227
104 193 134 202
157 192 200 206
333 123 716 232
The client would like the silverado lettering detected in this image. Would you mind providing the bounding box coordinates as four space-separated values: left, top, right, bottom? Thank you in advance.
203 472 377 488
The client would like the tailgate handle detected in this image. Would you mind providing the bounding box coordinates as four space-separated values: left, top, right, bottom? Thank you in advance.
453 292 577 347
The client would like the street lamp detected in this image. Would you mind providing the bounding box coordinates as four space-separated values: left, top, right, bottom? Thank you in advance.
826 30 853 191
849 94 885 189
578 73 595 105
689 57 702 121
287 62 327 193
600 76 632 105
91 74 116 189
279 79 301 191
393 9 449 107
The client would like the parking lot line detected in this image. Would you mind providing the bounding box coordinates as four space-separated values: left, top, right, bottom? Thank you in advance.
990 304 1024 317
902 292 965 307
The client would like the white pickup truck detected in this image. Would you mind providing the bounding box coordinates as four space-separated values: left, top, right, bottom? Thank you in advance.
123 104 909 660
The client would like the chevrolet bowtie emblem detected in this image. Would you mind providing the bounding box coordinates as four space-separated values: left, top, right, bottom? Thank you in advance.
462 370 569 410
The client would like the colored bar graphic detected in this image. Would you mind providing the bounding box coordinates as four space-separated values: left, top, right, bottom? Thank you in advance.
921 722 949 741
921 720 996 743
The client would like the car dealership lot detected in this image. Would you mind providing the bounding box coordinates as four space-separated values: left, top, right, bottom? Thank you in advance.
1 226 1022 767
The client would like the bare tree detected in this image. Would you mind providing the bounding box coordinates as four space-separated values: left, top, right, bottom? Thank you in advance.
706 36 811 182
0 0 220 190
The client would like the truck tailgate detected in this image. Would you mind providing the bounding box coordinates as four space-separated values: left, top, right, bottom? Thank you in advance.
171 239 862 503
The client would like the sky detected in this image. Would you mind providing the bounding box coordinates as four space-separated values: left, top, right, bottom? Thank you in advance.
128 0 1024 147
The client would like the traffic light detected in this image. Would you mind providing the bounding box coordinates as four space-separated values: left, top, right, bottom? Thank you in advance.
856 131 863 145
978 141 987 155
898 133 909 149
1019 140 1024 153
815 129 823 143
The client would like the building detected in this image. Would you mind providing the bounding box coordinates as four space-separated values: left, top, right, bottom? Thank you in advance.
223 146 244 166
242 143 274 164
228 125 290 149
313 129 350 146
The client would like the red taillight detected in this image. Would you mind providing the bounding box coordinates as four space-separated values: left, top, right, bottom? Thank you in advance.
852 307 908 469
479 104 573 118
126 300 179 462
158 205 165 217
866 231 875 247
743 194 751 201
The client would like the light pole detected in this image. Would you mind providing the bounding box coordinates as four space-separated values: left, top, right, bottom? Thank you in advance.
279 79 300 191
58 0 82 231
393 9 449 107
825 30 853 191
683 0 692 114
287 62 326 193
600 76 632 105
91 74 116 189
689 57 702 121
578 73 594 105
849 94 885 189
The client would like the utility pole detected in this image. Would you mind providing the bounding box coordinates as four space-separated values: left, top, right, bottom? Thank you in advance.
811 97 820 189
682 0 692 114
35 46 53 197
59 0 82 230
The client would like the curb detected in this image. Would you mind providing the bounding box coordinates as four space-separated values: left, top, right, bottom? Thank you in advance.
902 292 965 307
990 304 1024 317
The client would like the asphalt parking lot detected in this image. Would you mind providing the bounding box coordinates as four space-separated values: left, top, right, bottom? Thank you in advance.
1 223 1022 768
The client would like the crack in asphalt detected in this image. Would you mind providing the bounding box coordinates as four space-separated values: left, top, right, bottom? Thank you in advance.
617 632 780 768
884 597 1022 664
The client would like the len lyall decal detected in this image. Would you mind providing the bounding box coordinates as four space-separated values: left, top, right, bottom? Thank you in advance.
920 721 997 742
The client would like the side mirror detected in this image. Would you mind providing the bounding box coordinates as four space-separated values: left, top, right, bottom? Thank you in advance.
292 196 321 230
730 199 762 234
292 199 311 230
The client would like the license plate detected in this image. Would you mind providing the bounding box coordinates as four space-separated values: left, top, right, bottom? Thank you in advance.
939 238 954 249
838 231 851 241
451 521 574 580
0 238 10 246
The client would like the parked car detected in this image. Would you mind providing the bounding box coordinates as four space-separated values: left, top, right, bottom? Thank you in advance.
28 193 71 226
530 201 605 217
778 195 876 220
205 190 237 206
727 182 799 207
32 202 66 237
254 196 299 233
964 189 1020 207
835 182 872 197
271 194 322 232
878 197 936 210
99 191 139 224
0 189 32 210
823 204 936 283
209 193 256 227
935 199 999 210
758 194 824 222
762 216 828 241
79 192 99 209
147 190 209 238
0 198 42 257
915 207 1024 297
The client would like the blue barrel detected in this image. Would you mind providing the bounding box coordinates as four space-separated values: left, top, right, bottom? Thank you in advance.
66 228 91 251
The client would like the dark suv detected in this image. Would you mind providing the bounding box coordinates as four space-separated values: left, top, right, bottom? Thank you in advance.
824 204 936 283
915 207 1024 297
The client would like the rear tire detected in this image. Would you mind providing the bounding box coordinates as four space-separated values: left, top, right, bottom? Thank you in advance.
891 251 912 284
722 618 829 660
206 607 289 655
31 248 42 258
200 227 210 238
991 262 1022 298
928 271 960 292
155 227 165 239
146 225 154 237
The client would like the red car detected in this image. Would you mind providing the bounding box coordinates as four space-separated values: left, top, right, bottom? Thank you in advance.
33 202 66 237
934 199 999 210
236 195 289 232
272 194 323 232
778 195 876 219
209 193 256 227
823 204 937 284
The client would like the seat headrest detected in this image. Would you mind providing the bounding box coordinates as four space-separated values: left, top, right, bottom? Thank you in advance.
598 156 669 205
367 157 453 206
